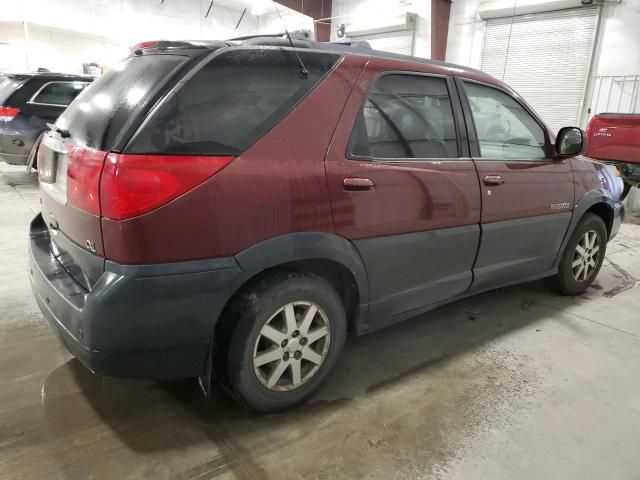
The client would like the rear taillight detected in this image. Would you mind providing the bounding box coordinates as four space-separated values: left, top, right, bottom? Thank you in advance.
100 154 234 220
67 147 108 216
0 106 20 122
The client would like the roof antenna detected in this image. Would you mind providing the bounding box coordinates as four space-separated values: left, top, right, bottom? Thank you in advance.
272 1 308 78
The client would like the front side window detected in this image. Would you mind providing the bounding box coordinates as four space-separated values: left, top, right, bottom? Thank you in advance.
31 81 88 106
464 82 547 160
349 74 459 160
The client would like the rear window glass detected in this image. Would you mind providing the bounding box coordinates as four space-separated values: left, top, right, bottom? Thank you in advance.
31 81 88 106
126 49 341 155
55 54 188 150
0 77 24 104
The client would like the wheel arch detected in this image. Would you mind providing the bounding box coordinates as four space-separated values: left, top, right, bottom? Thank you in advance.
585 202 614 239
218 231 370 345
203 233 369 394
234 231 368 305
553 190 615 270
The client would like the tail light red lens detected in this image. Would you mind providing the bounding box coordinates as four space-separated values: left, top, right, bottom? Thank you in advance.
0 106 20 122
100 154 234 220
67 147 108 216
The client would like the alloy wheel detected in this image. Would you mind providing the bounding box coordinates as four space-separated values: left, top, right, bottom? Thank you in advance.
572 230 601 282
252 301 331 392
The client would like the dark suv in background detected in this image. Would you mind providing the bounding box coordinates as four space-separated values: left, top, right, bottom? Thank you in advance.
0 72 92 166
29 37 624 412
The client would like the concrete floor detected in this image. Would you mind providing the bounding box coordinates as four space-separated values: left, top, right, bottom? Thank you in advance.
1 163 639 480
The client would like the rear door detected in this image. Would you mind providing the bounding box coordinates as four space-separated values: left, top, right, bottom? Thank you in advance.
325 59 481 328
457 78 574 292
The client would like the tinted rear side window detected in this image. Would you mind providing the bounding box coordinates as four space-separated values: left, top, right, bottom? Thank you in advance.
56 54 188 150
126 49 341 155
31 81 88 106
0 77 24 104
349 74 459 159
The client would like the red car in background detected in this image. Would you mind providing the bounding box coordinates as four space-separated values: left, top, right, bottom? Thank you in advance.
586 113 640 195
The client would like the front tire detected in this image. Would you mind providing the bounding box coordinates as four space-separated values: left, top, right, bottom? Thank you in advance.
225 272 346 412
550 213 607 295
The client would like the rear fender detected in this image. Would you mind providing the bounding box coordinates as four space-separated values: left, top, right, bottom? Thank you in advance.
234 231 370 326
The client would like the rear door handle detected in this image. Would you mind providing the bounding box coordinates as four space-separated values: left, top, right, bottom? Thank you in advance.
483 175 505 186
343 177 375 191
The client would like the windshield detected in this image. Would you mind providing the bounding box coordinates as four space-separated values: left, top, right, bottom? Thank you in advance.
56 54 188 151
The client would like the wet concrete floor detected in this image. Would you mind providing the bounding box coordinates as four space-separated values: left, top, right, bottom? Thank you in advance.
1 163 639 479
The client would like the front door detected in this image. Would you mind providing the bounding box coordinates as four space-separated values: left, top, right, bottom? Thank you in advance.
457 79 575 292
325 60 482 330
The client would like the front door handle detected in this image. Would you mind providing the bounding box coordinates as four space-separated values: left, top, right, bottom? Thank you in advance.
483 175 505 186
343 177 375 191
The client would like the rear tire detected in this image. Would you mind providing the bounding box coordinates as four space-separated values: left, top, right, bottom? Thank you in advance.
223 272 346 412
549 213 607 295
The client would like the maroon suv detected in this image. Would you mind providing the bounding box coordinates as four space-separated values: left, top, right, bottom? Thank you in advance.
29 37 625 412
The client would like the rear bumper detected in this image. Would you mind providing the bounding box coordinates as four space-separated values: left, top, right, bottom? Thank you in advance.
29 214 243 378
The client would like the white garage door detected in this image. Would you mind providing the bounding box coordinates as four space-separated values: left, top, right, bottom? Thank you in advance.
351 30 415 56
481 7 598 135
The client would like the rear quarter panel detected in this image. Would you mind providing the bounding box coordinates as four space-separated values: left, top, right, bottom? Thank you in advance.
101 55 368 264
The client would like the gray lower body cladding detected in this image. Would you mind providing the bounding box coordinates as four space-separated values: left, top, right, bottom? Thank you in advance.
29 214 242 378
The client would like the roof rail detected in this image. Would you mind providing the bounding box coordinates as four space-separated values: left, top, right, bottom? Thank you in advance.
227 30 311 42
330 38 372 50
225 31 374 53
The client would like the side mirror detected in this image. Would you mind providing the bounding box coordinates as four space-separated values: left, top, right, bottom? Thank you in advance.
555 127 585 159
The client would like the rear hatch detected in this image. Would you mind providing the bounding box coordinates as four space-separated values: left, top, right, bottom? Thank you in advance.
0 75 28 108
37 52 192 290
0 75 25 106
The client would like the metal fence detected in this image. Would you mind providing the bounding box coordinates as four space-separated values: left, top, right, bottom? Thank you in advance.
588 75 640 119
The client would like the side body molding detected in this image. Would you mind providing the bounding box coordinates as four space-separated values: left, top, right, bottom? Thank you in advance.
234 232 370 330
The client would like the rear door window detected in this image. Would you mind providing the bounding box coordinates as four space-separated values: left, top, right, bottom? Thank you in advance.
348 74 459 159
126 49 341 155
30 81 88 106
55 54 189 150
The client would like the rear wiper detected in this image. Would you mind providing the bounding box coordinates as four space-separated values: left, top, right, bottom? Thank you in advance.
46 123 71 138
